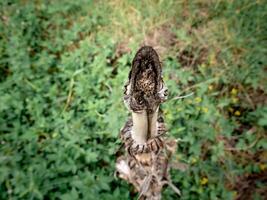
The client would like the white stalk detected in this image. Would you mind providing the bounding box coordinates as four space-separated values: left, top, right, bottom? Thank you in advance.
132 111 148 144
147 106 159 139
132 106 159 144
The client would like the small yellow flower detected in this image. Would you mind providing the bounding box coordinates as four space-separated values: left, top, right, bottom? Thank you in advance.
208 85 213 91
232 97 239 103
231 88 238 96
234 110 241 116
202 107 209 113
200 63 206 68
191 157 197 164
195 97 202 103
259 163 266 171
200 177 208 185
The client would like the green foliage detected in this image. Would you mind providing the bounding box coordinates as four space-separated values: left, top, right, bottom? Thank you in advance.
0 0 266 199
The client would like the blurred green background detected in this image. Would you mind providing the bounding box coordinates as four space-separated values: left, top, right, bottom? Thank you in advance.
0 0 266 199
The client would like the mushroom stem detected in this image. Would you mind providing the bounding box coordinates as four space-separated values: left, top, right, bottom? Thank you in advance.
131 107 159 144
147 107 159 139
132 111 148 144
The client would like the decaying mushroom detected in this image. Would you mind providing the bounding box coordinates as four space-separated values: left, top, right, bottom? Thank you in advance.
116 46 180 200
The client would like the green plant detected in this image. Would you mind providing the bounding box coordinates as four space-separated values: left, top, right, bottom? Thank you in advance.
0 0 266 199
